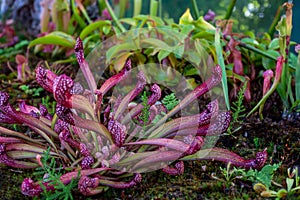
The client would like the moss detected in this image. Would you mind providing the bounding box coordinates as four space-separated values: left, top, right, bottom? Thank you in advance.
0 167 32 200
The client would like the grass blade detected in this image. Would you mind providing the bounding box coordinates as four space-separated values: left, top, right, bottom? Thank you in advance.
215 28 230 110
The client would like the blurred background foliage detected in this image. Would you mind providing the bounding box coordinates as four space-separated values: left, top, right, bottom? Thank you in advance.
120 0 285 34
1 0 298 41
119 0 299 43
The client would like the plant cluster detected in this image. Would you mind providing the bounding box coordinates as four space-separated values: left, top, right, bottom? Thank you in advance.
0 38 268 197
2 0 299 198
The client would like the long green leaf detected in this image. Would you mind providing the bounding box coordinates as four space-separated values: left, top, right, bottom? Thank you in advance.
133 0 142 16
141 38 171 51
71 0 86 28
28 32 75 49
0 126 43 145
104 0 126 32
80 20 111 39
116 151 158 166
132 150 182 172
296 54 300 101
150 0 158 16
125 138 189 152
106 43 137 63
75 0 92 24
7 151 39 159
5 143 58 155
215 28 230 110
181 147 244 165
191 0 200 19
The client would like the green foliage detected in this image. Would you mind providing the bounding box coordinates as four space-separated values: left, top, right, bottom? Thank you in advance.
19 85 44 97
152 93 179 124
141 91 150 127
227 82 247 134
41 96 57 115
0 40 29 61
33 148 78 200
231 82 247 123
243 163 281 189
253 166 300 199
28 32 76 49
219 162 281 189
219 162 237 183
290 100 300 112
253 137 261 149
161 93 180 111
215 28 230 110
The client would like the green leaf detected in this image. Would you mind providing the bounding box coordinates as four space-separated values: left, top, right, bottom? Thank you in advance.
79 20 111 39
215 28 230 110
262 50 281 69
286 178 294 192
226 70 247 82
158 50 171 61
116 151 158 166
70 0 86 28
161 93 180 111
113 52 133 72
268 38 279 50
180 24 195 35
141 38 171 51
106 43 137 63
103 25 112 35
133 15 165 26
277 189 288 198
120 18 138 26
132 150 182 172
125 138 189 152
192 30 215 40
240 38 259 46
179 8 194 25
194 16 216 31
173 45 184 58
183 65 200 76
252 163 281 189
276 16 287 36
28 32 75 49
244 31 255 39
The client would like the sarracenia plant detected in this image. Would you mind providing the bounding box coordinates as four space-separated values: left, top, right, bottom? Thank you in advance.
0 38 267 197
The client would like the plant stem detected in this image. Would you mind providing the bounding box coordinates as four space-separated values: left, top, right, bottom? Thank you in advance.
191 0 200 19
223 35 295 70
296 55 300 100
268 6 281 37
224 0 237 20
119 0 127 18
133 0 142 16
250 80 280 119
75 0 92 24
150 0 158 16
98 0 106 13
158 0 162 18
71 0 86 28
104 0 126 32
248 56 284 118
